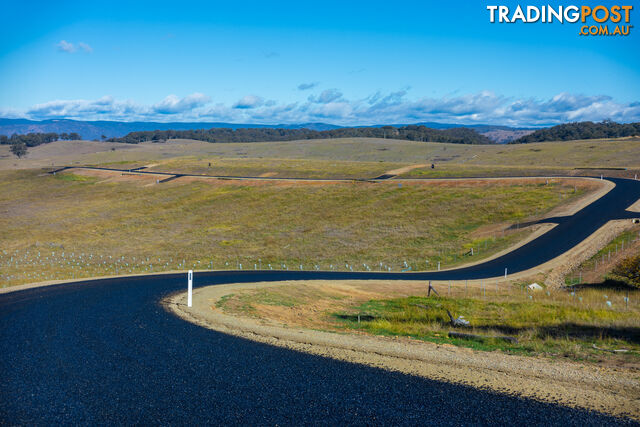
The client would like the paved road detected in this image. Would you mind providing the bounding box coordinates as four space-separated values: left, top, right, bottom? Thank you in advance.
51 165 371 182
1 177 639 424
424 176 640 279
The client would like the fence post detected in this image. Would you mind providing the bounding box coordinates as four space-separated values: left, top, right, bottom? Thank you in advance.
188 270 193 307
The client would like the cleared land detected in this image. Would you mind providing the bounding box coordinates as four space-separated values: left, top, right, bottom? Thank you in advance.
2 136 640 179
0 169 592 286
141 157 404 180
3 136 639 418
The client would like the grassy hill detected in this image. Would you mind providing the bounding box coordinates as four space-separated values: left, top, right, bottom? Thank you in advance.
3 136 639 180
0 169 590 286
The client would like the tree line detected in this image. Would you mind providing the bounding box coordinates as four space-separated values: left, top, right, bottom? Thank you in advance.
4 121 640 160
511 121 640 144
106 125 493 145
0 132 82 147
1 132 82 158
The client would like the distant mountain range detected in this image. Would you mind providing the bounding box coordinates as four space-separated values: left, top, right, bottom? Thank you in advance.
0 118 535 143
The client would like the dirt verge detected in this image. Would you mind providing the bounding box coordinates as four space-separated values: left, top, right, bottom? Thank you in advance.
166 283 640 420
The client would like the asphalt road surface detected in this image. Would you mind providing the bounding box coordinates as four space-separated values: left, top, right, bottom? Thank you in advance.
1 177 639 424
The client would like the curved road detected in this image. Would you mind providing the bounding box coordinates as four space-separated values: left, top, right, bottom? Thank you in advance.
1 177 639 424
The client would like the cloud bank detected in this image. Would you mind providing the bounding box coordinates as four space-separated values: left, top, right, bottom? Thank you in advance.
16 91 640 126
152 93 210 114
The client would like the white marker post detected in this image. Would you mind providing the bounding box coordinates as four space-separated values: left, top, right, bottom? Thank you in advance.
504 268 508 279
187 270 193 307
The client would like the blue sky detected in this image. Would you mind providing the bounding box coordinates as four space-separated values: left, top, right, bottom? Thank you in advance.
0 0 638 126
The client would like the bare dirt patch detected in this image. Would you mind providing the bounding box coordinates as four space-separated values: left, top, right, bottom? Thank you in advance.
383 163 428 176
64 168 168 186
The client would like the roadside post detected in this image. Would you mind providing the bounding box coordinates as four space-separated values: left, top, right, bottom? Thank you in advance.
188 270 193 307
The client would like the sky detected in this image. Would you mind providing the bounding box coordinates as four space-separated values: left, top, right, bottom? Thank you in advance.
0 0 638 127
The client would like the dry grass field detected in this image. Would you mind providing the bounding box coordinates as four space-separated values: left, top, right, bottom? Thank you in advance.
0 169 590 287
1 136 637 288
141 157 403 180
2 136 640 179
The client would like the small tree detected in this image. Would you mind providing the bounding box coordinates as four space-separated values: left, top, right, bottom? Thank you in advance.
10 142 27 158
608 254 640 288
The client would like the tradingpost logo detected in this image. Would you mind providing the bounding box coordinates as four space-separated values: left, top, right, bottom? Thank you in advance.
487 4 633 36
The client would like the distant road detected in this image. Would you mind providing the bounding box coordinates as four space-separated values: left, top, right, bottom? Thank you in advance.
1 176 638 424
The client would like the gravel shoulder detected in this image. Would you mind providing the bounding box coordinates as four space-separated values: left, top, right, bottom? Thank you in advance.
166 281 640 420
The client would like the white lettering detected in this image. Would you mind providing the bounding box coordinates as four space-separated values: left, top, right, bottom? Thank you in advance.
565 5 580 23
527 6 541 22
512 5 526 22
548 5 563 23
499 5 510 22
487 5 498 23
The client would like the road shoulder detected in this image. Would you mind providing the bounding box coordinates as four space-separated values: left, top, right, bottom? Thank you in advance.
165 282 640 421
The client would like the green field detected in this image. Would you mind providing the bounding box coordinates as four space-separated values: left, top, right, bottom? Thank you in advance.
0 169 588 286
336 290 639 360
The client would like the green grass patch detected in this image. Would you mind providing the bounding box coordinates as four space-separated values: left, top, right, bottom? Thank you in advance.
333 293 640 360
215 293 235 308
54 173 97 183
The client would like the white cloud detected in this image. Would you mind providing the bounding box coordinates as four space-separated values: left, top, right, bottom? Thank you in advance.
297 82 319 91
308 89 343 104
152 93 211 114
56 40 93 54
57 40 75 53
0 107 23 118
26 93 211 121
13 91 640 126
233 95 264 109
78 42 93 53
27 96 142 119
